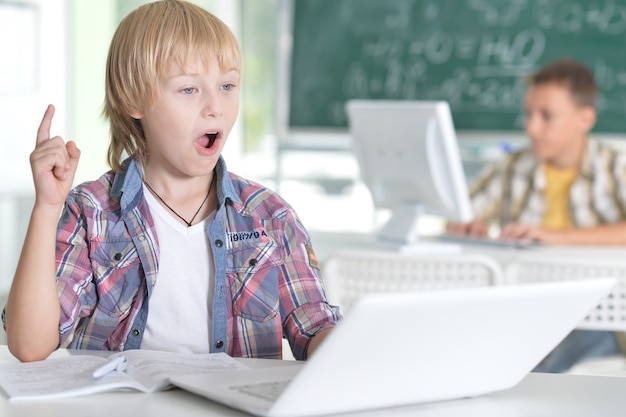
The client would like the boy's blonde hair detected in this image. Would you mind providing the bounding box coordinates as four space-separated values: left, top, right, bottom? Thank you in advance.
103 0 242 172
527 59 598 110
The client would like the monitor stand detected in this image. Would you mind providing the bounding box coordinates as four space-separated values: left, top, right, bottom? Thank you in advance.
375 204 462 255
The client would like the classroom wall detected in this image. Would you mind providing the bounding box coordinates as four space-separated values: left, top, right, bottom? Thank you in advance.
0 0 68 295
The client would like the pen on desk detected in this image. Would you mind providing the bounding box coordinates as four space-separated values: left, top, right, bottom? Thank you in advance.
92 355 128 378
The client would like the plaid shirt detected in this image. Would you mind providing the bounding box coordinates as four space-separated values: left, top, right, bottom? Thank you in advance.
470 138 626 227
3 157 340 360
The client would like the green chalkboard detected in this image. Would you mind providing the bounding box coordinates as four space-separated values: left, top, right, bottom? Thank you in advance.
288 0 626 133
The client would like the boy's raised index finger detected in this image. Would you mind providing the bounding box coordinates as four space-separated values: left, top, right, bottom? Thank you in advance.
36 104 55 144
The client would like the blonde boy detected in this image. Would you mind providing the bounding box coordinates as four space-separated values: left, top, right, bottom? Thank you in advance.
3 0 339 362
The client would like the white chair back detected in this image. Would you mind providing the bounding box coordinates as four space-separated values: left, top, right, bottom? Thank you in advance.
504 255 626 331
322 250 503 312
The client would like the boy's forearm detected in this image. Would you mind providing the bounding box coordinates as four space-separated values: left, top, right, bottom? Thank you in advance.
550 222 626 245
6 205 62 362
306 328 333 359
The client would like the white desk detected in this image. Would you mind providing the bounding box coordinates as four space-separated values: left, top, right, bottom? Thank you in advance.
309 229 626 267
2 346 626 417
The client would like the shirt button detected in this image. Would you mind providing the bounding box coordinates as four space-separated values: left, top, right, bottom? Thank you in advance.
114 253 122 261
215 340 224 349
132 329 140 336
215 239 223 248
249 258 258 267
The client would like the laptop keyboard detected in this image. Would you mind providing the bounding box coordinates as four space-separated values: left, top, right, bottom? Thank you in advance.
229 379 292 401
438 234 539 249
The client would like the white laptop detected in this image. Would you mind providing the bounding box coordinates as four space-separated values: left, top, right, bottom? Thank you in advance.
171 278 616 417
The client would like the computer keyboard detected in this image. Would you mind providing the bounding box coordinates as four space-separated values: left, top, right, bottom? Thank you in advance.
438 234 540 249
229 379 291 402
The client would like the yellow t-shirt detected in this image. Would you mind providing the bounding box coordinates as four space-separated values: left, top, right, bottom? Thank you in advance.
542 163 579 229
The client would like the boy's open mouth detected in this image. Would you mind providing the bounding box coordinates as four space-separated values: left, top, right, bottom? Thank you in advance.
206 132 218 148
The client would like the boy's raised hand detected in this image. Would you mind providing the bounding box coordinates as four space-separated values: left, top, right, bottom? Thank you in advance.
30 104 81 207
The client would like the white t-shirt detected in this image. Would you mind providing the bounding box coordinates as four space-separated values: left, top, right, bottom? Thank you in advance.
140 185 215 353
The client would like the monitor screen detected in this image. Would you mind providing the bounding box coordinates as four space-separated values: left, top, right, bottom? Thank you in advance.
346 100 474 244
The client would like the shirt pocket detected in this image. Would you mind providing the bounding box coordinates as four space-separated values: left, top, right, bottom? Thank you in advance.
90 238 142 318
227 241 284 322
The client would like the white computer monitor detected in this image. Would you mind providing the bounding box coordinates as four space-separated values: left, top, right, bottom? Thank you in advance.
346 100 474 246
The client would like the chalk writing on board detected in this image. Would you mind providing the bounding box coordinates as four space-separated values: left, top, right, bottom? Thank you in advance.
288 0 626 132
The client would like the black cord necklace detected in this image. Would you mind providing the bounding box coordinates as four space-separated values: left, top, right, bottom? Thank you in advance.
143 175 215 227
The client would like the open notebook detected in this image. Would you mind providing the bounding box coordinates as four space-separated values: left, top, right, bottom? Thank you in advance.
171 278 616 417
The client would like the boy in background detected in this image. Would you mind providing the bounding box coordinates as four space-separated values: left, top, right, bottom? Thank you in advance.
449 59 626 245
450 59 626 372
